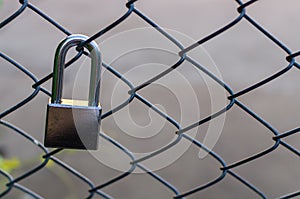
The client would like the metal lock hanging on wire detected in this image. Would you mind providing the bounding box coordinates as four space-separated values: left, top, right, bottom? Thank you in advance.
44 34 102 150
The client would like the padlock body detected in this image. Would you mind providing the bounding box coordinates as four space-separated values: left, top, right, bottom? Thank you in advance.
45 100 101 150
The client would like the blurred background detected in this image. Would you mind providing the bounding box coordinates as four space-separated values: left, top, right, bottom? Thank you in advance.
0 0 299 198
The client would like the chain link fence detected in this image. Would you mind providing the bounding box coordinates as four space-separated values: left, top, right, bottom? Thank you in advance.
0 0 299 198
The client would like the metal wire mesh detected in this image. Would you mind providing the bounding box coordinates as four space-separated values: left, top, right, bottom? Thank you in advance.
0 0 299 198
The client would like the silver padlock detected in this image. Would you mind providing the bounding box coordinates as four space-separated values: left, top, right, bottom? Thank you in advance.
44 34 102 150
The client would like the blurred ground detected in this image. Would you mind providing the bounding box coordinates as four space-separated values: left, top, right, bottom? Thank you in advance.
0 0 299 199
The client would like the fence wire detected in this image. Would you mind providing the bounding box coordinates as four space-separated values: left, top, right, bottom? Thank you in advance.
0 0 299 198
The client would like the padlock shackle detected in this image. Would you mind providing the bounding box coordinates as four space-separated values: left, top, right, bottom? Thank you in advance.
51 34 102 107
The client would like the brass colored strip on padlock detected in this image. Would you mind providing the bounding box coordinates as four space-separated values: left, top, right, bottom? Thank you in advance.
48 99 100 107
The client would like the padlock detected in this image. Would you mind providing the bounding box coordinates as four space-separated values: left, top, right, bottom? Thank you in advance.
44 34 102 150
